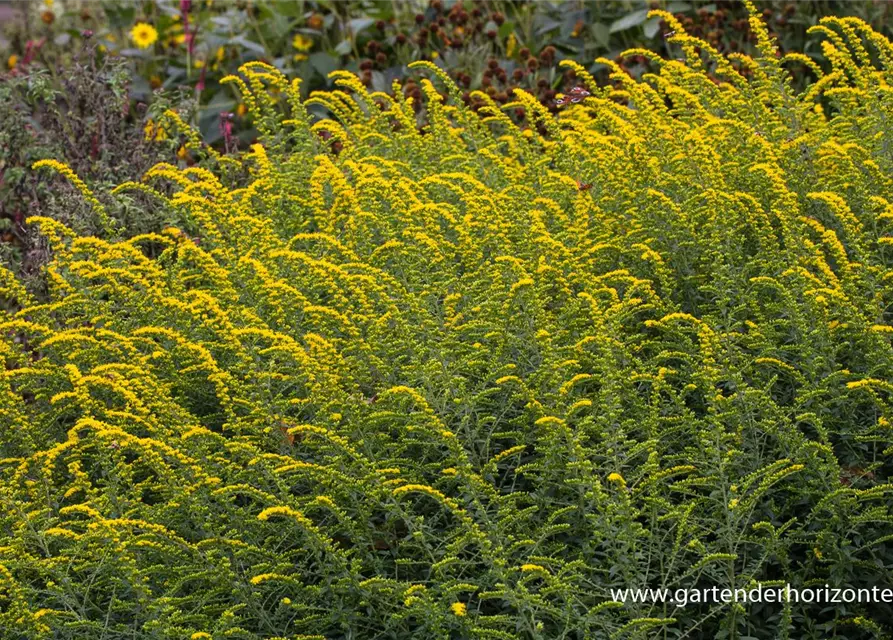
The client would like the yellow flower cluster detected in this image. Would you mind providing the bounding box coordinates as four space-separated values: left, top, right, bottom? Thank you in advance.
4 6 893 638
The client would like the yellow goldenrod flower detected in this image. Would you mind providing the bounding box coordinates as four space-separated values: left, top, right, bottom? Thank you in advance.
292 34 313 52
506 33 517 57
7 19 893 637
144 119 167 142
520 563 548 573
607 472 626 487
130 22 158 49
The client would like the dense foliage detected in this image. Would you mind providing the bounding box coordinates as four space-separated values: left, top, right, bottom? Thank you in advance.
5 0 893 138
3 4 893 638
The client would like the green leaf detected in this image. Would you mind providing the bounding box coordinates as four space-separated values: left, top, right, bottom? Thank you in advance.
534 17 562 36
276 1 304 17
348 17 374 34
334 39 353 56
104 3 136 29
310 52 339 80
609 9 649 33
230 36 266 55
591 23 610 47
644 17 661 39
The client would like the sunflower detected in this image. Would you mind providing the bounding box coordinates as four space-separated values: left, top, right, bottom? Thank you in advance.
292 34 312 52
130 22 158 50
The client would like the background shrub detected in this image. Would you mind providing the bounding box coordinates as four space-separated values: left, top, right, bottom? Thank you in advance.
5 0 893 136
0 44 197 287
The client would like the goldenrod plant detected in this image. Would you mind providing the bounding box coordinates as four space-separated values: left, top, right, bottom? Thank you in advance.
3 4 893 638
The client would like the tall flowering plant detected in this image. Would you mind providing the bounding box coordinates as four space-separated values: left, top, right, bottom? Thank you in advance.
3 4 893 638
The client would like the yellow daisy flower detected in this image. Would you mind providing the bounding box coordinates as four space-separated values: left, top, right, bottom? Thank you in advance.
130 22 158 50
292 34 313 52
7 54 18 70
